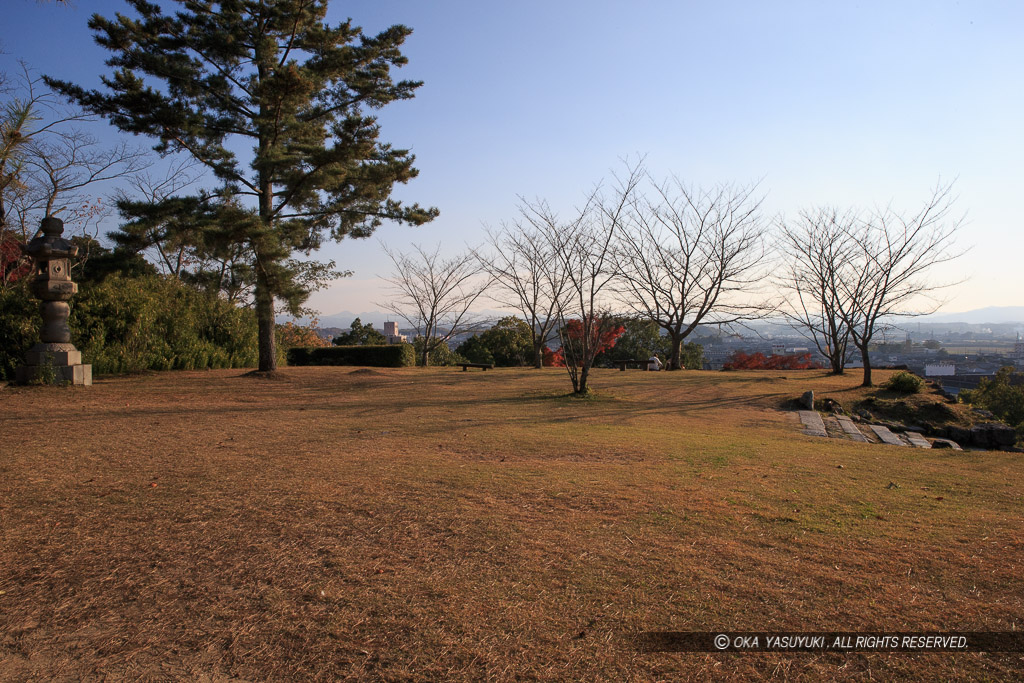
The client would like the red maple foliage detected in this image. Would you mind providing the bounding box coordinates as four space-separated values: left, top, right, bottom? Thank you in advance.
546 318 626 368
563 318 625 352
0 230 30 287
723 351 821 370
542 345 562 367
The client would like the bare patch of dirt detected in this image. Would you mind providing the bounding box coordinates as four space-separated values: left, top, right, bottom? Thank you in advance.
348 368 384 377
240 369 291 380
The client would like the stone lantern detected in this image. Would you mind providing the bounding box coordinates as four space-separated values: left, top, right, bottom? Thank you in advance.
15 216 92 385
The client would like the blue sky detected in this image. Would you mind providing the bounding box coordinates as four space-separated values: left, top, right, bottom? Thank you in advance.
3 0 1021 317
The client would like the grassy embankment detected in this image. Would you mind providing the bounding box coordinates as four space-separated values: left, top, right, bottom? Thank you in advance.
1 367 1022 680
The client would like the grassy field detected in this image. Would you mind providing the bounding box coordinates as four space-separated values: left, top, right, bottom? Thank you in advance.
1 367 1022 681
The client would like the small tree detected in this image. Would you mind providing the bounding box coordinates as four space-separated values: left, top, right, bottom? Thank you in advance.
776 207 859 375
544 166 642 394
841 184 964 386
477 214 569 368
332 317 386 346
961 367 1024 433
553 317 625 371
411 336 466 367
457 316 533 366
615 172 768 370
679 342 704 370
381 243 489 366
455 334 495 366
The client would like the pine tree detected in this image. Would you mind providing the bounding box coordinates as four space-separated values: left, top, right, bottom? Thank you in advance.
47 0 437 371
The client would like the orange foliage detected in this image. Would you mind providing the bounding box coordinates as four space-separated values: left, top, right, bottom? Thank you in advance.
277 318 331 350
723 351 821 370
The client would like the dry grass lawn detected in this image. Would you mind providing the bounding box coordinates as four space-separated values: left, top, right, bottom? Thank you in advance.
1 367 1022 681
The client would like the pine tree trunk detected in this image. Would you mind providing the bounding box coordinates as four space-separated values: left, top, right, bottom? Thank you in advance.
255 275 277 372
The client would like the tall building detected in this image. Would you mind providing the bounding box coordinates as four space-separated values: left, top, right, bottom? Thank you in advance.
384 321 407 344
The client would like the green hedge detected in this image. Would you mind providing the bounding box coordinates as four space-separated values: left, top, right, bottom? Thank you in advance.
0 274 258 379
287 343 415 368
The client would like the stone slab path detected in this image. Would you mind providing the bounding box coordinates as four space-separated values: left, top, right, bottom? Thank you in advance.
794 411 954 449
837 416 869 442
869 424 907 446
798 410 828 437
904 431 933 449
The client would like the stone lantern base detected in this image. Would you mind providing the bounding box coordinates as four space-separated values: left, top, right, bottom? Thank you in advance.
16 342 92 386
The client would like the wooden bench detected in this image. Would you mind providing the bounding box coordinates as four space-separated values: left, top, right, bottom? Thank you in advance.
612 359 648 371
459 363 494 371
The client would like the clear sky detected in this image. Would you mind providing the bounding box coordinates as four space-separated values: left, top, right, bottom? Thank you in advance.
3 0 1021 318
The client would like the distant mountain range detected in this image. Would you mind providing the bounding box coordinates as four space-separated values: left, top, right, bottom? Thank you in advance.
277 309 513 329
277 311 396 328
279 306 1024 330
916 306 1024 325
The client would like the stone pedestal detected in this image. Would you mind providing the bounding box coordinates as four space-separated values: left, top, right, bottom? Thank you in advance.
15 342 92 386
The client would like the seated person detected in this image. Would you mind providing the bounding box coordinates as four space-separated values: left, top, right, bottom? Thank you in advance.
647 355 663 371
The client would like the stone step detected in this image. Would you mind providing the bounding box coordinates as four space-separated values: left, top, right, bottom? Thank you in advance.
869 425 907 446
836 416 868 442
798 410 828 437
904 431 932 449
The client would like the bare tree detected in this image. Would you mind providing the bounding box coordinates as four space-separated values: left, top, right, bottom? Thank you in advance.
2 66 91 234
840 183 964 386
476 207 569 368
110 159 207 278
775 207 860 375
380 243 490 366
24 132 147 220
615 175 768 370
1 66 146 285
544 166 643 394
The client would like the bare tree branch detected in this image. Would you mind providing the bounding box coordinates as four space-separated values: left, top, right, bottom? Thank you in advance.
475 205 570 368
614 170 770 369
840 182 966 386
775 207 860 374
379 243 491 366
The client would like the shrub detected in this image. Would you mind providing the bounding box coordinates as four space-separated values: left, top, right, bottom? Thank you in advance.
885 370 924 394
412 337 467 366
286 344 415 368
723 351 821 370
456 334 495 365
277 318 331 353
960 367 1024 432
464 316 533 366
0 281 40 381
0 273 259 380
73 274 259 374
